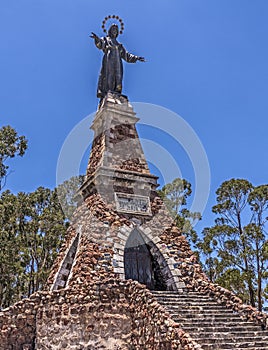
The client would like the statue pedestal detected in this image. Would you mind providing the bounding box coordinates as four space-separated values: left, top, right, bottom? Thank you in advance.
48 96 186 294
81 92 157 207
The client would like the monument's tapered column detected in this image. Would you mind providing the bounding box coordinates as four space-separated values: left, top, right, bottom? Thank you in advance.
81 92 157 209
87 93 150 177
46 93 187 293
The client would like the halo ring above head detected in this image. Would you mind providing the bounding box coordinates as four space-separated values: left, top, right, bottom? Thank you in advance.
102 15 124 35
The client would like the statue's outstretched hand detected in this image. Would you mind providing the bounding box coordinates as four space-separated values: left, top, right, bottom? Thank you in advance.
138 56 146 62
90 32 99 40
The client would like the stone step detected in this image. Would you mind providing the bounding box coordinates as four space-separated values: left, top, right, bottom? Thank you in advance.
165 303 235 310
155 298 225 305
233 348 268 350
152 292 210 296
174 315 263 332
182 324 264 332
166 306 237 314
195 340 268 348
152 291 268 349
191 332 268 340
153 292 211 297
171 314 243 322
180 326 265 335
158 300 228 306
158 301 225 308
171 313 239 320
198 341 268 349
198 345 268 350
152 292 212 299
157 299 215 304
193 337 268 345
153 294 213 300
190 333 268 341
152 291 185 294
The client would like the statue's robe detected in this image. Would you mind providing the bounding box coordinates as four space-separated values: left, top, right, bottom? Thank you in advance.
95 36 140 98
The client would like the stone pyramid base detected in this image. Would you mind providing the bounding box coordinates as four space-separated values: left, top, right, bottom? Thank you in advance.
0 278 202 350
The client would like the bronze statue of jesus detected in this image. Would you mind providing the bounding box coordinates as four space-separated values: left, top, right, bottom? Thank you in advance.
90 24 145 98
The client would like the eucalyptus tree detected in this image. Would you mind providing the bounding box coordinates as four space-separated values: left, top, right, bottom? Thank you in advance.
199 179 268 311
158 178 201 249
0 187 67 308
0 125 27 191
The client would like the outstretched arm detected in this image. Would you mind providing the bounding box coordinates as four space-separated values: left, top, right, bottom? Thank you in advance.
137 56 145 62
90 32 104 50
121 45 145 63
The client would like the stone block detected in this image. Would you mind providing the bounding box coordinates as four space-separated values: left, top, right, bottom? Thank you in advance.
117 232 128 241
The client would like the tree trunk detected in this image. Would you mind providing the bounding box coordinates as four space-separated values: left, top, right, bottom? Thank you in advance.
256 240 262 311
238 213 256 307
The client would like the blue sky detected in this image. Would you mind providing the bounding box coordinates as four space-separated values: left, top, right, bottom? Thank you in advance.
1 0 268 232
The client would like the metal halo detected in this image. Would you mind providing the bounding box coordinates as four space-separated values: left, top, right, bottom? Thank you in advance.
102 15 124 35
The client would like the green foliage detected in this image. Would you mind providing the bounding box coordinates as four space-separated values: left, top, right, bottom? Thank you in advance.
0 187 67 309
216 268 249 301
158 178 201 248
0 127 83 308
0 191 23 308
56 175 85 220
0 126 28 191
199 179 268 311
158 178 192 214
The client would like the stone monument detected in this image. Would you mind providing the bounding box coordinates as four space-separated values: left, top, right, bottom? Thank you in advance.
0 16 268 350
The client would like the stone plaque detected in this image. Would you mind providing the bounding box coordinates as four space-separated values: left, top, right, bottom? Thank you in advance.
115 193 151 215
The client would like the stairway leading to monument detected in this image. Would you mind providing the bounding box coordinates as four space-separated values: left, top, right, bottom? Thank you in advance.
152 291 268 350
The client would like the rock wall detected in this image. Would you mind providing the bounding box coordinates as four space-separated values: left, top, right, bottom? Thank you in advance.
0 279 202 350
36 281 132 349
35 279 203 349
46 190 268 328
0 297 37 350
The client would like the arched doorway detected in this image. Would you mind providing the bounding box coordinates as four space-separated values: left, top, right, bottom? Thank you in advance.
124 229 155 289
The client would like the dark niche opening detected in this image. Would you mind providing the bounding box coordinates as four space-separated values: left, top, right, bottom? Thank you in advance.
124 229 167 291
52 234 79 290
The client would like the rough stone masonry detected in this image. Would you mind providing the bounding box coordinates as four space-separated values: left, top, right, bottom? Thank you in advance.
0 93 267 349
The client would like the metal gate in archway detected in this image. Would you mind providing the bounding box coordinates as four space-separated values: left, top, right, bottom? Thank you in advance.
124 229 154 290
